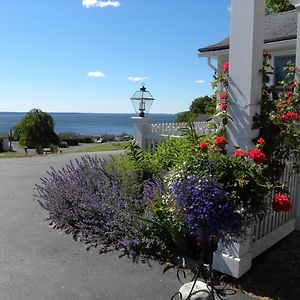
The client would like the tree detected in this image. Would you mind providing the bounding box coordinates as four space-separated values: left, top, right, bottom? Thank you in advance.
189 96 216 116
176 96 216 123
14 109 59 149
176 111 193 123
265 0 294 15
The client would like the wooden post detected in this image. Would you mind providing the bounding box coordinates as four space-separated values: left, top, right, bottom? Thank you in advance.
227 0 265 152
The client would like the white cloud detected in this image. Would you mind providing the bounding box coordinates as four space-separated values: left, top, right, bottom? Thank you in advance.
128 76 148 82
227 5 231 12
196 79 205 84
87 71 105 78
82 0 121 8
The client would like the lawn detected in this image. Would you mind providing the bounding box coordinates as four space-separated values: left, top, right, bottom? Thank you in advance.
77 141 130 152
0 152 33 158
0 141 130 158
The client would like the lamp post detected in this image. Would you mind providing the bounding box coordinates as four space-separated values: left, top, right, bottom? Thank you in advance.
130 84 155 117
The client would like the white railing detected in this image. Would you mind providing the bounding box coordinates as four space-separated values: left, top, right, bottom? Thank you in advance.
145 121 216 150
250 157 298 257
213 156 299 278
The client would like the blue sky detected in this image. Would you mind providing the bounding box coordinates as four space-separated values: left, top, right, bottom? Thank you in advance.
0 0 231 114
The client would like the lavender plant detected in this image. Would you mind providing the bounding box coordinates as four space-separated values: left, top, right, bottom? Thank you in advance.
35 155 166 260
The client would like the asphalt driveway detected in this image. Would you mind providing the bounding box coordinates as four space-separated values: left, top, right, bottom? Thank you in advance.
0 152 252 300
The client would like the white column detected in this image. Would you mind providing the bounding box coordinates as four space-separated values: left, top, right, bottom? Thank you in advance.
131 117 151 149
290 1 300 67
217 0 265 278
290 0 300 230
227 0 265 152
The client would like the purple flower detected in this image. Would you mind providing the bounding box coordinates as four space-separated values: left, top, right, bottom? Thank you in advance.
169 174 242 244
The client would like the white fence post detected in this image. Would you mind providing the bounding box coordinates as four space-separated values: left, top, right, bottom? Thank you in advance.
213 232 252 278
131 117 151 149
227 0 265 152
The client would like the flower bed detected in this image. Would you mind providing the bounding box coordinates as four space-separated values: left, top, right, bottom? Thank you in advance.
36 55 300 263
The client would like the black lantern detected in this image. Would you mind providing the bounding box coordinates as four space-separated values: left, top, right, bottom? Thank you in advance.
130 84 155 117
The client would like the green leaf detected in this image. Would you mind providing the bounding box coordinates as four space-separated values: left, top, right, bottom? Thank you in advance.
134 215 187 252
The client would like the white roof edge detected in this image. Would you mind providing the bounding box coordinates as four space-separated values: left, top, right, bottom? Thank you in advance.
198 49 229 58
198 39 296 59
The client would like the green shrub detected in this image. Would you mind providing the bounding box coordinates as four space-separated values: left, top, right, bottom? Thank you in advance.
125 138 193 180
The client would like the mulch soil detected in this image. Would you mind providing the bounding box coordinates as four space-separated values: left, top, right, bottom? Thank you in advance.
225 230 300 300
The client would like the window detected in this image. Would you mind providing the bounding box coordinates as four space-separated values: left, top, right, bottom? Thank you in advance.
274 55 296 87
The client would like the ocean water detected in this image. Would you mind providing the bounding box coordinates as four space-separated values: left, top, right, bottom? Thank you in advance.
0 112 177 136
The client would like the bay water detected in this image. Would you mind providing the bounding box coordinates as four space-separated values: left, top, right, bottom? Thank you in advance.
0 112 177 136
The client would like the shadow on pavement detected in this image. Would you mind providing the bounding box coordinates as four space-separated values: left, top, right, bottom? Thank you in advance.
226 230 300 300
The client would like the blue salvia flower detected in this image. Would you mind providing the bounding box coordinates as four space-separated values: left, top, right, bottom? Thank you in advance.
169 174 242 245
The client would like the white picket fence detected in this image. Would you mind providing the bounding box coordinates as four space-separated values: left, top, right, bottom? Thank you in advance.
144 121 216 150
213 157 299 277
132 117 299 277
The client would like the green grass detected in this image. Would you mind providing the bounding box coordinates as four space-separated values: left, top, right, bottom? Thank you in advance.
78 141 130 153
0 152 34 158
0 141 131 158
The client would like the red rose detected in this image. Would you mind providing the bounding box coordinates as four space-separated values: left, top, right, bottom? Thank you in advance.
214 136 228 146
223 61 229 73
280 111 300 122
263 50 271 60
262 90 268 98
220 92 228 101
286 91 293 98
257 137 266 146
221 103 227 111
199 142 209 150
290 83 296 90
248 149 266 164
272 193 292 212
234 150 247 157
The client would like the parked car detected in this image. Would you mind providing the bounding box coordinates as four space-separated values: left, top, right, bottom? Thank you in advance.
119 135 131 141
59 141 69 148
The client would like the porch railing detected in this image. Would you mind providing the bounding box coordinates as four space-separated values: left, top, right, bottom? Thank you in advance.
144 121 216 150
213 156 299 278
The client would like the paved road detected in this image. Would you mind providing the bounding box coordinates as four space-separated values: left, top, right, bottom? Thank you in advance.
0 153 253 300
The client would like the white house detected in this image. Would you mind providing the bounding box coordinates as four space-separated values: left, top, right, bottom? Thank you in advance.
198 9 297 87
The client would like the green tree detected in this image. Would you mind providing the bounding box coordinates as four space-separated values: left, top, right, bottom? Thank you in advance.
189 96 216 116
265 0 294 14
176 96 216 123
14 109 59 149
176 111 193 123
